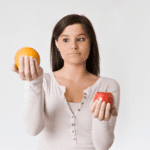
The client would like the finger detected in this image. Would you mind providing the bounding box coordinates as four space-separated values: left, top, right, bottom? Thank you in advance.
11 64 18 73
90 98 96 108
110 105 114 114
34 58 40 76
98 101 106 121
30 56 38 80
104 103 111 121
90 100 93 109
111 106 118 116
25 56 32 81
19 56 25 80
93 100 101 118
90 100 98 113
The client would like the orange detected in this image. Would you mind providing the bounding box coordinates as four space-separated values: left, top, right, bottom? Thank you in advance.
14 47 40 68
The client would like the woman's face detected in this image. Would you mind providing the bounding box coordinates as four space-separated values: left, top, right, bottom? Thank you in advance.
55 23 90 65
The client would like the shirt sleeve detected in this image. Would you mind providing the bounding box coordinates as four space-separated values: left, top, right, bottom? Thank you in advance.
20 74 46 136
92 79 120 150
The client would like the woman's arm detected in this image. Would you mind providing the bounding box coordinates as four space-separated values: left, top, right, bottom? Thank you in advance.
20 75 45 136
92 79 120 150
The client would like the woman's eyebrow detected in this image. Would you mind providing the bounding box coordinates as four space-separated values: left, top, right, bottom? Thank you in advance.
61 33 87 37
78 34 87 36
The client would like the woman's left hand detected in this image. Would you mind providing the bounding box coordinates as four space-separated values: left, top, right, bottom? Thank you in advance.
90 100 112 121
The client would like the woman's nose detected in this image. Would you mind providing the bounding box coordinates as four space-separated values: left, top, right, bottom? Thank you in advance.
71 40 78 49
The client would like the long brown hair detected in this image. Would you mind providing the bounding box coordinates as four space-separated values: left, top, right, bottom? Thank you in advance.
50 14 100 77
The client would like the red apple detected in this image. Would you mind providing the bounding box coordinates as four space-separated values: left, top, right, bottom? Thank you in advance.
93 91 114 104
93 90 118 116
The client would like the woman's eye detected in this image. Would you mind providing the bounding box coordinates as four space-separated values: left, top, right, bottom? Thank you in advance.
78 38 85 41
63 39 69 42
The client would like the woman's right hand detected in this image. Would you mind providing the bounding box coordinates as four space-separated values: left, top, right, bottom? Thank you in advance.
11 56 43 81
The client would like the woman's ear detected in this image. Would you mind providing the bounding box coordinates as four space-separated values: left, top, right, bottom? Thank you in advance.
55 39 59 49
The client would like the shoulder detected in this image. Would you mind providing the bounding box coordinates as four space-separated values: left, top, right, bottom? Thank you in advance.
87 73 119 85
42 72 58 94
42 72 51 88
43 72 51 81
100 76 120 92
42 72 56 89
101 76 119 85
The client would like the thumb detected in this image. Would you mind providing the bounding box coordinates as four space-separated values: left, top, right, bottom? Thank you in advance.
11 64 18 73
11 64 16 71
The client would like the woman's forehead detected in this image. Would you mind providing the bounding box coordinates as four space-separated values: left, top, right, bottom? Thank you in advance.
60 23 87 36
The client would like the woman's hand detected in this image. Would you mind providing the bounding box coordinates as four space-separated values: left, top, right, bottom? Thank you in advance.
90 97 118 121
90 100 112 121
11 56 43 82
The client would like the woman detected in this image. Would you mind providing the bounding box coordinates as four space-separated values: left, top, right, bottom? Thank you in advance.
11 14 120 150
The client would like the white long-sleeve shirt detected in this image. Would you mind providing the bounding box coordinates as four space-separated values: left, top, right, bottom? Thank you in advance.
20 72 120 150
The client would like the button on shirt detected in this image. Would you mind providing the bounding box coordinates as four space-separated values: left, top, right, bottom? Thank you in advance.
22 72 120 150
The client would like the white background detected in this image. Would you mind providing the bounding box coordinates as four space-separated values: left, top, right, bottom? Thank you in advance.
0 0 150 149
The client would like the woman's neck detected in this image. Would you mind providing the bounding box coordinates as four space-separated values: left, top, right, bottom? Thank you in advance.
59 64 89 82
